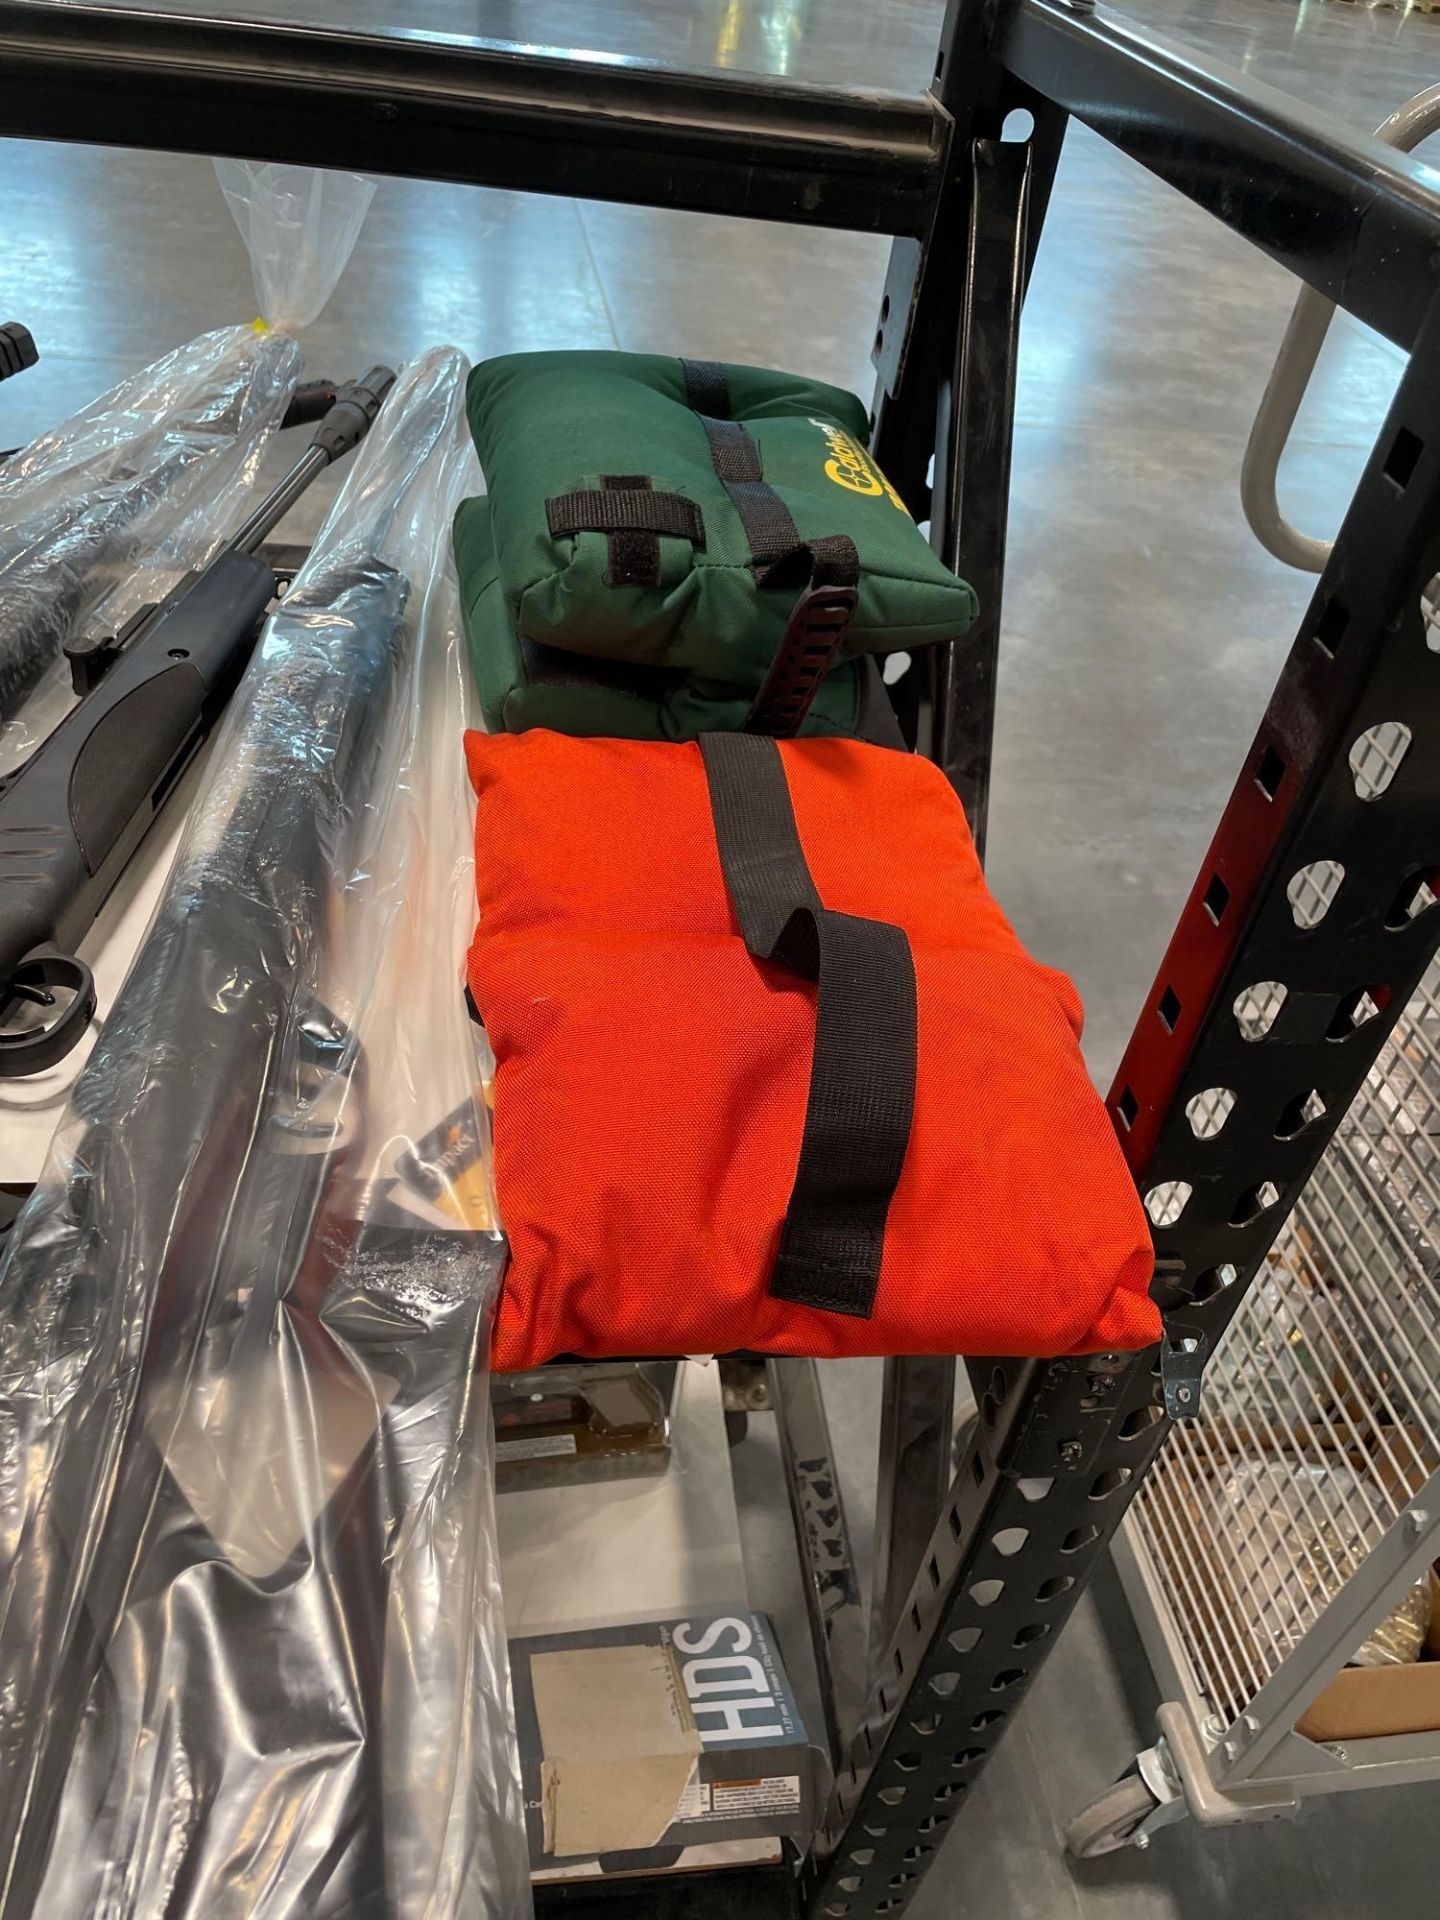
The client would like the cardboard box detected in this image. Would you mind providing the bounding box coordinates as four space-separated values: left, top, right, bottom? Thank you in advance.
1297 1571 1440 1742
1297 1660 1440 1742
510 1611 825 1877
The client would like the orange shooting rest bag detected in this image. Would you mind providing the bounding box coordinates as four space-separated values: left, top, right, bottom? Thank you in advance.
465 728 1159 1370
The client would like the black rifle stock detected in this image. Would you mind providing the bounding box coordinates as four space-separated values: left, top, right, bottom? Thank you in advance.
0 365 395 1076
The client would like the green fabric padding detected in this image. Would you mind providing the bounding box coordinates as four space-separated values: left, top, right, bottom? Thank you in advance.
455 495 867 741
463 350 977 691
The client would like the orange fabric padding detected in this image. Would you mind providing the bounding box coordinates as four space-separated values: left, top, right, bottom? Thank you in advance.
465 730 1158 1369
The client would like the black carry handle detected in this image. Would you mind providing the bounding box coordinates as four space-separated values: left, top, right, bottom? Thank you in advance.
0 365 397 1078
745 579 859 737
699 732 917 1319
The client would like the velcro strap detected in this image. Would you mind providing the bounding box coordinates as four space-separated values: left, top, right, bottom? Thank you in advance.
681 358 860 731
695 414 763 488
699 731 917 1319
803 534 860 589
681 361 810 584
692 415 810 583
679 356 731 419
546 488 705 542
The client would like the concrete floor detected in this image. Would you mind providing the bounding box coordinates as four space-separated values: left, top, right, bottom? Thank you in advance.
4 0 1440 1912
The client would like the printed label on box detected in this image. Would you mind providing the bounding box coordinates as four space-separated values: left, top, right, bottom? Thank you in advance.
674 1776 800 1823
496 1434 578 1463
674 1778 711 1819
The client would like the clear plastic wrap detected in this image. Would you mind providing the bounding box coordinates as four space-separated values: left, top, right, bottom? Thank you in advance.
1 161 377 768
0 349 532 1918
1349 1577 1431 1668
0 325 299 763
217 161 377 333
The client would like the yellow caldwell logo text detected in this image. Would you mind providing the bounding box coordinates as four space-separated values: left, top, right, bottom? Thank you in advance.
811 419 910 514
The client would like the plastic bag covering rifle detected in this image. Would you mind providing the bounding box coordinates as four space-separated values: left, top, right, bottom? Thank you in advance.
0 366 396 1076
0 340 294 723
0 352 481 1914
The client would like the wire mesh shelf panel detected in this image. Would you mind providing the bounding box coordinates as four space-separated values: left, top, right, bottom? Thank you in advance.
1348 720 1411 802
1132 956 1440 1729
1286 859 1346 929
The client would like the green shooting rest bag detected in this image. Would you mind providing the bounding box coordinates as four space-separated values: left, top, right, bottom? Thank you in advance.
455 350 977 732
453 495 905 743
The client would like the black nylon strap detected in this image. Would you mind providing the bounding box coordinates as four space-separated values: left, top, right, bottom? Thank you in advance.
680 357 730 419
699 732 917 1319
680 359 859 594
608 475 658 587
598 473 658 586
689 405 807 582
547 477 705 589
546 486 705 543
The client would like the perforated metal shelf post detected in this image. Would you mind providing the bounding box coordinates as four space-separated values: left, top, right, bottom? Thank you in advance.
801 9 1440 1908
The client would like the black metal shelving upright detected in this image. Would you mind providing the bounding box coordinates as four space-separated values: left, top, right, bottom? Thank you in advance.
3 0 1440 1912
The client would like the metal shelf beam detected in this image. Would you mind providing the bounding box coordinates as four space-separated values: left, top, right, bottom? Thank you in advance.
0 0 944 235
999 0 1440 351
